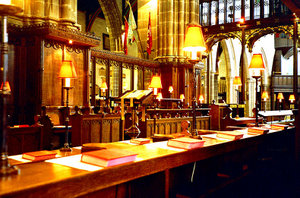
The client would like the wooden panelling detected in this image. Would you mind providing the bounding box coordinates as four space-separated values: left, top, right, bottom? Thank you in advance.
141 116 210 138
70 114 122 146
7 126 43 155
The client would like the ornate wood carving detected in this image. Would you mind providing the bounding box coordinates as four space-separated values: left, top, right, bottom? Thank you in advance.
91 49 159 68
8 22 101 47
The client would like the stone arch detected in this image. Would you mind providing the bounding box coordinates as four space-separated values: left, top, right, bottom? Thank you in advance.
246 26 293 52
205 32 240 53
97 0 123 51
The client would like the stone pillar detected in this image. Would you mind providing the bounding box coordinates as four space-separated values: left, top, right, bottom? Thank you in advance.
45 0 60 23
32 0 44 23
60 0 77 26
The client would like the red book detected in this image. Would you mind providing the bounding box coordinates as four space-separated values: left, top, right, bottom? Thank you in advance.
247 127 269 135
81 149 138 167
130 138 151 145
216 131 244 140
22 150 57 161
270 124 288 130
167 137 205 150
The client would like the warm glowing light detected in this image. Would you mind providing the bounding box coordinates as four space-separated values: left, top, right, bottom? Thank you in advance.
65 78 71 87
233 76 242 86
156 92 162 101
180 94 185 102
261 91 269 101
249 54 265 71
277 93 284 102
100 82 108 92
69 40 73 44
289 94 295 103
0 81 11 92
183 23 206 60
168 86 173 93
149 75 162 96
58 60 77 87
239 18 245 24
199 95 204 103
0 0 11 5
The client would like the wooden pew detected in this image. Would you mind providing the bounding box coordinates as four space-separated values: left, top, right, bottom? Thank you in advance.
70 108 122 146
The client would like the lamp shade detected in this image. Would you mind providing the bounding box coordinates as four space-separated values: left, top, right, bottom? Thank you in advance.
180 94 185 102
261 91 269 101
58 60 77 79
0 81 11 92
183 23 206 52
149 75 162 89
249 54 265 70
149 75 162 95
277 93 284 102
156 92 162 101
233 76 242 86
100 82 108 92
289 94 295 103
199 95 204 103
168 85 173 93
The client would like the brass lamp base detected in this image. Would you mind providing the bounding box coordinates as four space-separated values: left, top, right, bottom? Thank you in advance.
60 143 72 152
0 154 20 177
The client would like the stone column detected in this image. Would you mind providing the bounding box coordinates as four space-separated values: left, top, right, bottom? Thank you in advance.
32 0 44 23
60 0 77 26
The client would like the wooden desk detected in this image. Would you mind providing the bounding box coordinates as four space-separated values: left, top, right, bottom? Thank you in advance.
1 128 295 198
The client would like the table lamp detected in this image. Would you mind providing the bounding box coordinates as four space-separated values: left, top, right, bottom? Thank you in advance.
233 76 242 118
289 94 295 109
277 92 284 111
199 95 204 106
249 54 265 127
180 94 185 106
261 91 269 112
100 82 108 110
183 23 206 137
289 94 295 103
168 85 173 98
156 92 162 108
58 60 77 151
149 75 162 96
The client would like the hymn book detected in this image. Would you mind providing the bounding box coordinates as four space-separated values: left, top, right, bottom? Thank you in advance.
167 137 205 150
247 127 269 135
216 131 244 140
81 149 138 167
130 138 151 145
270 124 289 130
22 150 57 161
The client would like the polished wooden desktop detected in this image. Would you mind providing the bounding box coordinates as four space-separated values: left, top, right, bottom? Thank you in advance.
1 127 295 198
